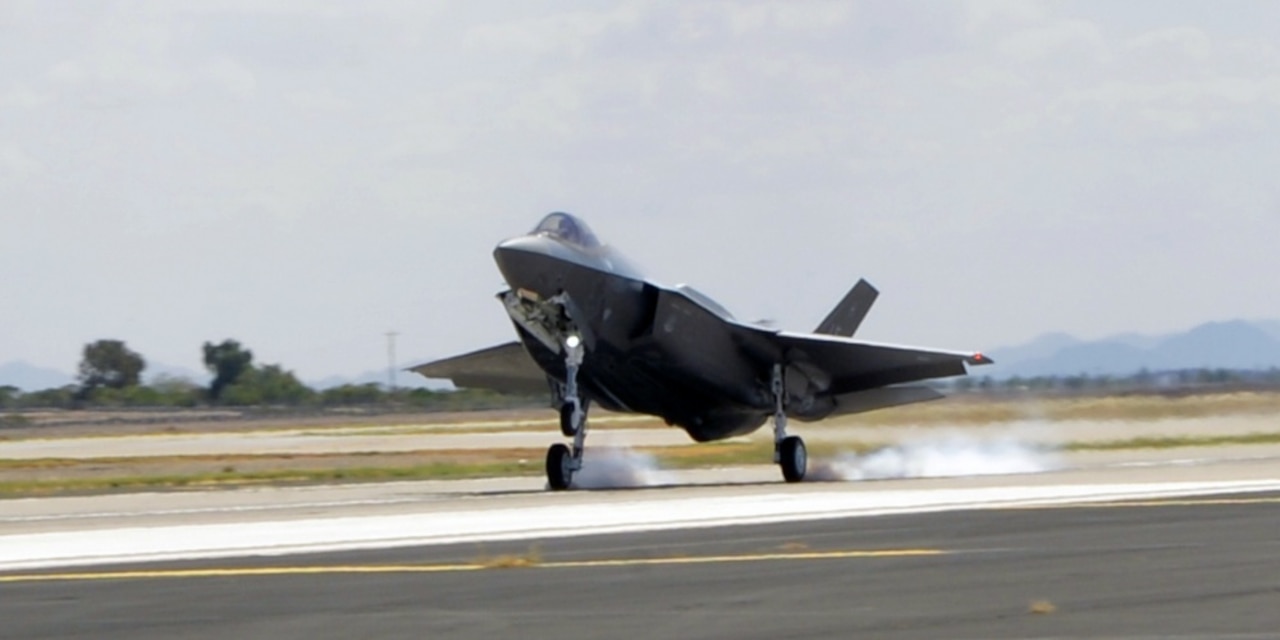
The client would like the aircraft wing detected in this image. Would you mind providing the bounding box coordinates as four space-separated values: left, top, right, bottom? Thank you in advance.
771 331 991 418
649 284 990 418
407 341 548 394
776 331 991 393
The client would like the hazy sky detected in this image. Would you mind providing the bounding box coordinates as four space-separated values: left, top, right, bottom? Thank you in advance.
3 0 1278 381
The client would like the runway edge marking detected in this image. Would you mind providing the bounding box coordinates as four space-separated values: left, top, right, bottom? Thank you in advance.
4 479 1280 572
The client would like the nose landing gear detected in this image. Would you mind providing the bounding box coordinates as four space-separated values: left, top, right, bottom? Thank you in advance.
547 333 587 491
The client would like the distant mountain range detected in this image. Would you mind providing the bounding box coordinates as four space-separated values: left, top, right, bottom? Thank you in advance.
0 361 74 391
986 319 1280 378
5 319 1280 391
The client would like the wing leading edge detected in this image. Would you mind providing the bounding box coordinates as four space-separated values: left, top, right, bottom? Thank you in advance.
407 342 548 394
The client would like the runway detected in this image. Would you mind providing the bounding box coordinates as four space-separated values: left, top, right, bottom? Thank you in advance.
4 489 1279 639
3 431 1279 638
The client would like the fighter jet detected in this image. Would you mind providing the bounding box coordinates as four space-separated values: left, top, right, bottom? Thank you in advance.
412 212 992 490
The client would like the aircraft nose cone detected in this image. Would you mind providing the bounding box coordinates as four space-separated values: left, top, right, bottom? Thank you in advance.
493 235 543 270
495 235 541 254
493 235 557 294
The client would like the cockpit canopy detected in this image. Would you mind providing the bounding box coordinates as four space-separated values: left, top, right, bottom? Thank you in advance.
532 212 602 250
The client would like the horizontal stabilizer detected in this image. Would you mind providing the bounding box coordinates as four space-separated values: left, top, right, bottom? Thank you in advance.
815 279 879 337
408 341 547 394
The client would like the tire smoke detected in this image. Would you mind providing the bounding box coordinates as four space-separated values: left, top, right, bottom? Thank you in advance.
572 446 676 489
808 434 1061 481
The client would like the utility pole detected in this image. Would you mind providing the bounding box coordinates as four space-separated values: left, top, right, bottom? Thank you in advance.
385 331 399 393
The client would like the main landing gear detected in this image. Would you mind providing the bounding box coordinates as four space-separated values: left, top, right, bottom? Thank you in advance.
771 364 807 483
546 334 587 490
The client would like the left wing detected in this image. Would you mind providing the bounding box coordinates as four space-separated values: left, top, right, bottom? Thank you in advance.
777 331 991 394
408 341 548 394
647 283 990 418
773 331 991 418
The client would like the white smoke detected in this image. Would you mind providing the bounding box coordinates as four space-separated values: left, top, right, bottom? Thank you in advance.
571 446 676 489
808 434 1061 481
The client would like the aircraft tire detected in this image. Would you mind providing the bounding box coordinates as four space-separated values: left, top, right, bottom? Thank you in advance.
546 443 574 490
559 402 579 437
779 436 807 483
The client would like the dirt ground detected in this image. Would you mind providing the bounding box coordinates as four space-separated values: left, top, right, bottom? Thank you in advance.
0 407 573 440
0 448 550 486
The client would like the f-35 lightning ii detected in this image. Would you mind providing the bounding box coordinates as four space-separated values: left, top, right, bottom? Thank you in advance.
412 212 992 490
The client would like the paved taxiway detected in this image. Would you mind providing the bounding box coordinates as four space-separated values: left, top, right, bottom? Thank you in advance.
4 489 1279 640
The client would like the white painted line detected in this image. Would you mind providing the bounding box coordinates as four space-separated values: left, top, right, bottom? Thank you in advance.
2 479 1278 571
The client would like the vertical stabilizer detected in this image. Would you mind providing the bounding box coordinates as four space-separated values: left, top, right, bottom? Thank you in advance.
815 279 879 337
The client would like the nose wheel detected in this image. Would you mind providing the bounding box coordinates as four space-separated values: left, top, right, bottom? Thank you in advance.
559 400 583 437
547 333 588 491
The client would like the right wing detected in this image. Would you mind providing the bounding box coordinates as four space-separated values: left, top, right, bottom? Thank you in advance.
408 341 548 394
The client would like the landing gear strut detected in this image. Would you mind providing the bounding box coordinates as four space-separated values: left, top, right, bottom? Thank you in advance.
771 364 807 483
547 334 587 490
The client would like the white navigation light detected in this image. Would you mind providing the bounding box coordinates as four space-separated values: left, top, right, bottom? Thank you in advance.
566 335 582 349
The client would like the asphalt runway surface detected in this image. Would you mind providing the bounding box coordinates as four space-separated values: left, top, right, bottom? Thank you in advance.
3 491 1279 640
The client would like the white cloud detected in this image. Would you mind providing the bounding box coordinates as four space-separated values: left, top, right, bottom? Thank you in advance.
206 56 256 96
725 1 852 34
1126 26 1213 61
0 85 51 109
285 89 349 112
463 4 642 57
0 143 42 179
997 18 1108 62
962 0 1049 36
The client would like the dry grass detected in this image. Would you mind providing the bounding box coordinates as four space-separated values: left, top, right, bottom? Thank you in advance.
1028 600 1058 615
830 392 1280 427
4 390 1280 498
6 421 1280 498
0 442 782 497
0 462 543 497
1069 431 1280 451
8 391 1280 440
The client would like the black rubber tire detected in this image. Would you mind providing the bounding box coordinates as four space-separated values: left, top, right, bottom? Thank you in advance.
559 402 579 437
779 435 807 483
546 443 574 491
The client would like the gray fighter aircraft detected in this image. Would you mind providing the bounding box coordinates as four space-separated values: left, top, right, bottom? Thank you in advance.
412 212 992 490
